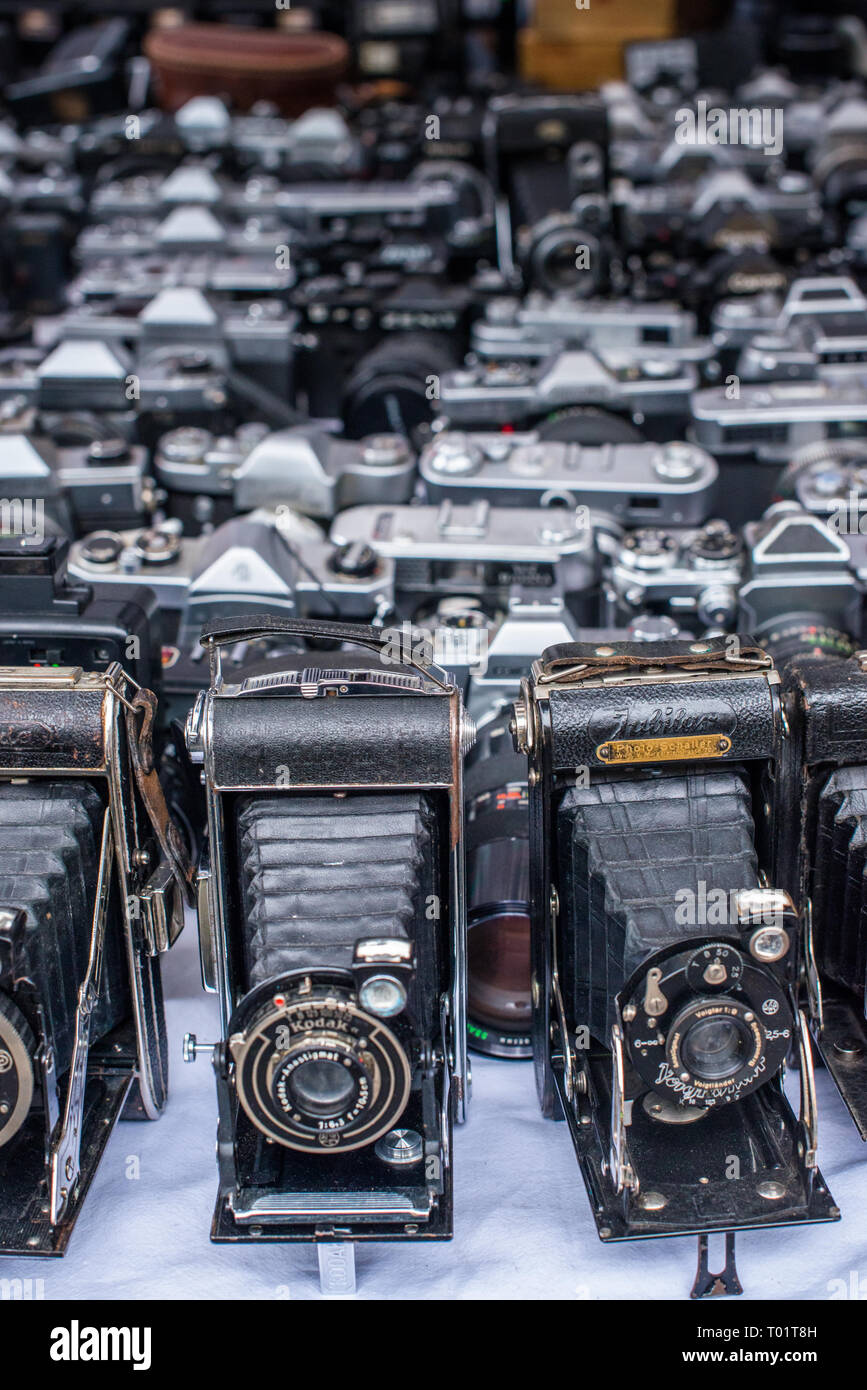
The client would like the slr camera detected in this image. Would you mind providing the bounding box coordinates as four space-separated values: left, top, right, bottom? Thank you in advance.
152 424 415 532
183 614 471 1243
0 427 154 539
513 636 838 1295
436 351 702 440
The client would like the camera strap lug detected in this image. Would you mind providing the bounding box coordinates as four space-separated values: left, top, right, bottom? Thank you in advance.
535 640 773 686
691 1233 743 1299
107 668 194 930
48 808 114 1225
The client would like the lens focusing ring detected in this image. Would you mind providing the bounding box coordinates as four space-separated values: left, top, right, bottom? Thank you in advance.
622 943 793 1109
230 984 412 1153
667 996 762 1086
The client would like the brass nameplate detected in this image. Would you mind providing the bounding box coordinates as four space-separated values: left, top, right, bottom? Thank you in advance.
595 734 732 764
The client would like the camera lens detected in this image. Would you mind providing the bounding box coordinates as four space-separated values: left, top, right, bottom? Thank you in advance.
466 716 531 1058
286 1058 358 1119
681 1014 750 1082
756 614 856 668
468 912 532 1031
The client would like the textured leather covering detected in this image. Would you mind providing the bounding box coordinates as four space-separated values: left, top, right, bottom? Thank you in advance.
210 692 453 790
547 672 778 770
813 766 867 995
0 687 106 772
557 767 759 1041
790 655 867 764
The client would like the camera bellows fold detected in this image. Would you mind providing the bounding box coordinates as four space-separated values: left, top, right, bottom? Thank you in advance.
0 781 127 1074
237 793 437 987
557 767 759 1041
813 766 867 994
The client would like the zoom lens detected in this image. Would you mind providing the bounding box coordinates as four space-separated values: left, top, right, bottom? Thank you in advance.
756 613 856 668
466 716 531 1058
468 911 531 1031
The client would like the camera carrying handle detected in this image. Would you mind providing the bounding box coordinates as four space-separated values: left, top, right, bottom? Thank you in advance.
198 614 451 689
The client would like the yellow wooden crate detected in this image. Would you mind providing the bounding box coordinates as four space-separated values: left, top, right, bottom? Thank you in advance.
519 30 626 89
530 0 677 40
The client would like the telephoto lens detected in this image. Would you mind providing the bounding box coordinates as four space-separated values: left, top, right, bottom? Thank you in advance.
465 714 531 1058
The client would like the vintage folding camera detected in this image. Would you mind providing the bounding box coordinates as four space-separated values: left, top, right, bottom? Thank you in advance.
0 647 192 1254
512 637 838 1294
780 648 867 1139
436 351 701 440
419 432 718 523
182 613 471 1248
153 423 416 532
483 93 610 296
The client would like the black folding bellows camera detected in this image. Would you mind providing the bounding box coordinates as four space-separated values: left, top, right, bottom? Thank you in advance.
0 660 192 1255
512 636 838 1296
781 650 867 1138
184 614 471 1244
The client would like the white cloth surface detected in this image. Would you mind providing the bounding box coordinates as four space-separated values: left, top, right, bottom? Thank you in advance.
4 925 865 1301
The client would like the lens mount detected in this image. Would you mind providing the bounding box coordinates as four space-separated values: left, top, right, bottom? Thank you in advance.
229 979 412 1153
621 940 793 1109
0 991 35 1149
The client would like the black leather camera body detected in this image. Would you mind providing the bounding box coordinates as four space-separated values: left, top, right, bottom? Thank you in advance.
0 657 191 1255
184 614 471 1244
513 636 838 1294
780 651 867 1139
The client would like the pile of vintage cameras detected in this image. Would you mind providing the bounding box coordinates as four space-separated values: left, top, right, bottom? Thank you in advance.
5 0 867 1300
